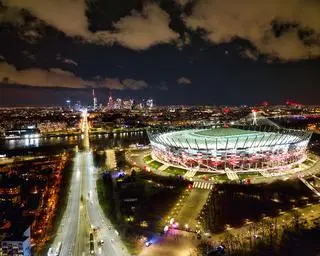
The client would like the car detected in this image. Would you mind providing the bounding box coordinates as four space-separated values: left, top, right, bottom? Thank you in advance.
89 241 95 255
47 248 54 256
145 241 152 247
212 245 226 254
98 240 104 246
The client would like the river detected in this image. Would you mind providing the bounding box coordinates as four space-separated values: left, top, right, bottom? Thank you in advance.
0 131 149 155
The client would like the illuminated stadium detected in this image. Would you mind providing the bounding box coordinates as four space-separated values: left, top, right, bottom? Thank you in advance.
147 125 312 173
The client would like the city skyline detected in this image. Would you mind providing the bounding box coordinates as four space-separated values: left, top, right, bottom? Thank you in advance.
0 101 319 256
0 0 320 106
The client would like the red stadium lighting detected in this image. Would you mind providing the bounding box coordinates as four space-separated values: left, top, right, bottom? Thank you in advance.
223 107 231 114
286 99 302 107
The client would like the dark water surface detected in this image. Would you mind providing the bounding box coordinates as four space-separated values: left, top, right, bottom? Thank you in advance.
0 131 149 155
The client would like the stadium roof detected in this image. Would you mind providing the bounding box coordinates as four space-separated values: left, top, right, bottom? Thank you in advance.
149 127 309 151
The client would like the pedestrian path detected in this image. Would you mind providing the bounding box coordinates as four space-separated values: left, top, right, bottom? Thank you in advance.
193 181 214 190
259 169 271 177
225 170 239 180
106 149 116 169
184 169 198 178
308 158 317 163
158 164 170 171
313 175 320 181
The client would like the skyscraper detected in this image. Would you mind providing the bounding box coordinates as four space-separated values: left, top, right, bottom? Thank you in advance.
92 89 97 110
107 91 114 109
146 99 154 109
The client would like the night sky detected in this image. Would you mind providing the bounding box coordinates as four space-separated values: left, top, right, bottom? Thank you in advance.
0 0 319 106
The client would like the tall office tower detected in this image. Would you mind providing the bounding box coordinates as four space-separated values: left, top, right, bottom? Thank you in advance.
66 99 71 109
252 109 258 125
74 100 82 111
123 99 134 110
107 91 114 109
146 99 154 109
114 98 122 109
92 89 98 110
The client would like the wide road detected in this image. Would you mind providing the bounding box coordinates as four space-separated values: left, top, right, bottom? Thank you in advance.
84 150 129 256
50 109 128 256
50 152 82 256
176 189 211 231
76 150 91 255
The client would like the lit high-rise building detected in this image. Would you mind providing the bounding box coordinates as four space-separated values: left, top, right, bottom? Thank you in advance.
66 99 71 109
92 89 97 110
114 98 122 109
107 96 114 109
146 99 154 109
74 100 82 111
123 99 134 110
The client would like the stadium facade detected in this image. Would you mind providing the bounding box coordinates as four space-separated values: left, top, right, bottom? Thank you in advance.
147 126 311 172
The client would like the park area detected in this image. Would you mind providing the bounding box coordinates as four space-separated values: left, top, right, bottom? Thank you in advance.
97 168 190 254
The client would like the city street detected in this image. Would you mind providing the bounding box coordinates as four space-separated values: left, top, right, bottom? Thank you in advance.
176 189 211 231
139 234 200 256
50 152 82 255
49 110 128 256
83 150 128 256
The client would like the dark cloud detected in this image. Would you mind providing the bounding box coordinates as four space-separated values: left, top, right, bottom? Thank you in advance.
0 0 319 106
0 62 148 90
184 0 320 61
241 49 258 61
0 62 91 88
122 79 148 90
21 50 36 60
3 0 319 60
3 1 179 50
56 54 78 66
0 5 24 25
21 29 42 44
177 77 192 84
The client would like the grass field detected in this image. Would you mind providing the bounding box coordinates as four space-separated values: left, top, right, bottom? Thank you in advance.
303 159 315 166
194 127 259 137
163 166 187 176
143 154 152 162
148 160 163 169
237 172 262 180
194 172 211 177
97 171 188 255
212 174 229 181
